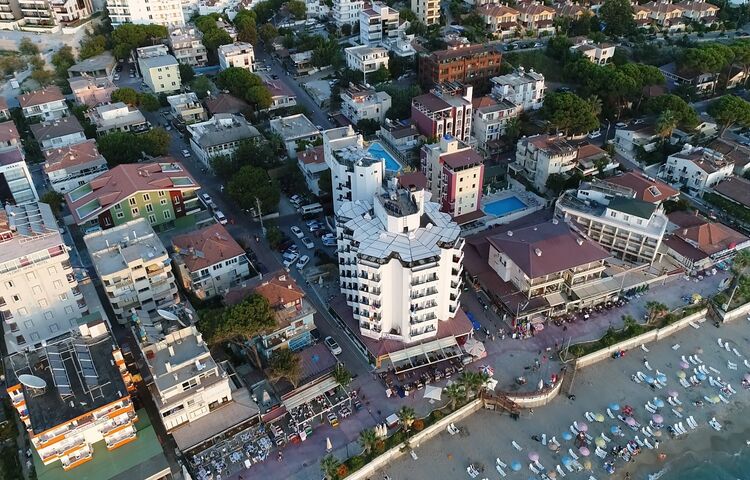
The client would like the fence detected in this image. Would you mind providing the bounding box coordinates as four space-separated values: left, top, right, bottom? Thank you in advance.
505 375 565 408
718 300 750 323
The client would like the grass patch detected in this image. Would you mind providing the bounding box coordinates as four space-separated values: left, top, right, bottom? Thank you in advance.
504 50 563 82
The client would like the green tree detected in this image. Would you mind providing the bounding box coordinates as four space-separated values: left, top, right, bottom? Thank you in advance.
30 67 54 86
503 117 522 144
97 131 146 165
267 348 302 387
79 34 108 60
197 293 277 343
399 8 417 22
541 92 600 136
317 169 331 196
320 455 341 480
191 76 214 98
546 173 569 196
141 127 171 155
246 85 272 109
381 83 421 120
396 406 416 432
111 87 140 106
259 23 279 44
138 93 160 111
356 119 380 136
0 55 25 75
51 45 75 78
444 382 464 410
546 35 574 61
645 301 668 324
203 28 233 51
678 43 734 76
368 65 390 84
19 37 39 56
645 94 699 130
40 191 64 217
709 95 750 134
287 0 306 19
358 428 378 456
111 23 169 59
179 63 195 83
655 110 678 139
265 225 284 248
234 9 259 44
599 0 635 37
227 165 280 213
332 364 352 387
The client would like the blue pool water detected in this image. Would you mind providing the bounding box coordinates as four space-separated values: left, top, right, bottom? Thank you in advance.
367 142 402 173
484 196 527 217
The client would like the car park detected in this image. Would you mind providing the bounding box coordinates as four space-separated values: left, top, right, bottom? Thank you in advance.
214 210 227 225
291 226 304 238
296 255 310 270
305 219 320 228
301 237 314 249
277 238 294 252
324 336 342 355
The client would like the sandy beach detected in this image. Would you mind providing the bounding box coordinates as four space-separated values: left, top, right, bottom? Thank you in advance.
376 314 750 480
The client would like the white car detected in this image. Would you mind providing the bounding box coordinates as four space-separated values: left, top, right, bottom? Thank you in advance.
181 149 191 158
324 336 342 355
283 252 300 268
290 194 303 206
296 255 310 270
214 210 227 225
201 193 216 210
291 226 304 238
588 130 602 139
301 237 314 249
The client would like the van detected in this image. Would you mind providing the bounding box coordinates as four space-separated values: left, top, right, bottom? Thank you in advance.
298 203 323 215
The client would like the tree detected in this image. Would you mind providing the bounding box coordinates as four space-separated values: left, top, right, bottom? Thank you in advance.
287 0 306 19
259 23 279 44
397 406 416 432
678 43 734 76
320 455 341 480
503 117 522 144
399 8 417 22
0 55 25 75
19 37 39 56
51 45 75 78
709 95 750 134
358 429 378 456
40 191 64 217
381 83 421 120
191 76 214 99
179 63 195 83
79 34 108 60
234 9 259 44
111 87 140 106
197 293 277 343
356 119 380 136
459 371 483 398
541 92 600 136
587 95 602 118
227 165 280 213
444 382 464 410
111 23 169 59
332 364 352 387
368 65 390 84
203 28 233 51
645 301 668 324
246 85 272 109
599 0 635 37
546 35 573 60
138 93 160 111
267 348 302 387
265 225 284 248
30 67 54 86
97 132 146 165
141 127 171 155
645 94 699 130
655 110 678 139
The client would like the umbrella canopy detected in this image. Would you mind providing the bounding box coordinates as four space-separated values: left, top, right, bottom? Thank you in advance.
562 456 573 466
583 459 592 470
625 417 637 426
511 461 522 471
423 385 442 401
577 422 588 432
594 413 605 422
548 442 559 452
680 361 690 369
480 365 495 377
579 447 590 457
562 431 573 441
645 376 655 384
709 395 720 403
677 371 687 379
668 390 679 398
548 471 557 479
528 452 540 462
326 437 332 451
697 372 707 381
654 398 665 408
463 338 486 358
610 425 620 434
609 403 620 411
595 437 606 448
652 414 664 424
657 373 667 383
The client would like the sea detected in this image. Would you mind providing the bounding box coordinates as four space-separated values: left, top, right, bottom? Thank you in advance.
654 428 750 480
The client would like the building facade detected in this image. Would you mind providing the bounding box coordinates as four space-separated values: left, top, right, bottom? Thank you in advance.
472 96 521 152
106 0 184 26
138 54 182 94
341 84 392 125
513 134 576 191
0 148 38 205
168 26 208 67
344 45 389 76
490 68 545 111
167 92 207 125
332 0 363 26
662 144 734 195
323 126 381 211
418 43 503 89
187 114 262 167
87 102 150 136
218 42 255 71
410 0 438 25
43 140 109 194
411 83 473 144
19 86 69 122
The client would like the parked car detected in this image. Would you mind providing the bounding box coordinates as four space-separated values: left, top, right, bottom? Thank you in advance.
301 237 314 249
277 238 294 252
588 130 601 139
290 194 303 207
291 226 304 238
181 149 191 157
324 336 342 355
296 255 310 270
214 210 227 225
283 252 300 268
201 193 216 210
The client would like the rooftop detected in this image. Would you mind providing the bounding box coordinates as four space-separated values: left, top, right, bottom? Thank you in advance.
0 202 63 265
713 176 750 209
525 134 575 155
0 146 23 167
412 93 452 112
67 52 116 75
397 171 428 191
205 93 248 115
0 120 20 144
43 139 106 173
297 145 325 165
608 196 657 219
141 326 216 394
270 114 320 140
30 117 84 142
85 218 169 277
4 316 128 435
88 103 147 130
441 147 484 170
428 43 503 62
605 171 679 204
477 4 520 16
675 217 749 256
172 223 245 272
19 86 65 108
491 69 544 87
139 54 179 69
345 45 388 58
708 137 750 170
187 113 261 148
218 42 254 55
488 220 609 279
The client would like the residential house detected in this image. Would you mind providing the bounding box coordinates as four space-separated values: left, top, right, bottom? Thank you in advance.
341 84 392 125
490 68 546 111
258 73 298 111
167 93 207 125
86 102 150 136
66 52 116 80
297 145 328 195
345 45 390 77
678 0 719 25
662 144 734 195
43 140 109 194
659 62 718 93
66 161 201 232
517 2 556 35
570 38 616 65
472 95 521 153
708 137 750 176
168 26 208 67
477 4 520 38
270 114 321 159
604 171 679 204
512 133 577 191
612 122 660 162
359 2 399 45
0 120 20 152
289 50 315 76
323 125 378 211
411 83 473 144
218 42 255 71
643 1 686 30
633 3 653 28
554 1 585 20
333 0 363 27
138 54 182 94
171 223 251 299
0 97 8 121
378 119 421 164
205 93 249 116
30 117 86 151
418 43 504 89
575 143 618 176
69 76 117 107
187 114 262 168
19 86 68 122
713 176 750 211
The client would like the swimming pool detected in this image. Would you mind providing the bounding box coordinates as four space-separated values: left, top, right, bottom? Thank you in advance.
367 141 402 173
484 196 527 217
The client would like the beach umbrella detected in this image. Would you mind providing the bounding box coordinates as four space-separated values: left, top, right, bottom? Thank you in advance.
653 398 665 408
579 447 590 457
577 422 588 432
625 417 637 426
583 459 592 470
562 456 573 466
668 390 679 398
594 413 605 422
562 431 573 441
697 372 707 381
548 442 559 452
529 452 539 462
511 461 522 471
645 375 655 384
654 429 662 437
609 403 620 411
548 471 557 479
709 394 720 403
610 425 620 434
652 414 664 424
679 361 689 369
657 373 667 383
326 437 332 452
595 437 606 448
677 371 687 379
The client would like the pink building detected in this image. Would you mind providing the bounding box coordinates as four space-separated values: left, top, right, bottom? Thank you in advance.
411 82 473 144
69 77 117 107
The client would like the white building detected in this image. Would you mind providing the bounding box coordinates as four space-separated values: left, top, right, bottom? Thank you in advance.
168 26 208 67
662 144 734 195
333 0 363 27
218 42 255 71
345 45 389 76
360 1 399 45
472 96 521 152
138 54 182 94
86 102 150 136
187 113 262 168
490 68 546 111
167 92 207 124
0 202 86 354
0 148 38 205
107 0 184 27
513 134 577 192
570 39 616 65
269 114 321 159
297 145 328 195
84 218 179 323
19 86 69 122
341 84 392 125
323 126 382 211
411 0 439 25
30 117 87 151
42 140 109 194
336 178 463 344
613 123 660 162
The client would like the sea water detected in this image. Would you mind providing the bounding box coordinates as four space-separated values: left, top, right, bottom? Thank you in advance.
661 449 750 480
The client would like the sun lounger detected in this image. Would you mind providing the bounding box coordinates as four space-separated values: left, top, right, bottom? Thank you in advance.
645 361 653 371
646 426 655 436
641 427 651 437
564 463 574 473
687 417 697 429
674 397 682 405
570 425 578 435
512 441 522 451
668 396 677 406
698 365 708 374
552 436 560 447
654 382 663 389
530 463 540 474
689 356 698 365
632 375 641 384
672 344 680 350
585 412 595 422
557 465 566 477
745 359 750 369
718 338 724 347
601 433 611 442
642 344 649 352
720 394 730 404
644 439 654 449
572 460 584 471
734 348 742 357
680 378 691 388
535 460 545 472
695 355 703 364
496 465 506 477
645 404 656 413
672 408 683 418
497 458 507 468
569 449 579 460
636 371 646 381
542 433 547 445
726 343 732 352
671 424 682 436
690 321 700 329
681 355 689 364
448 424 459 435
728 384 737 394
595 447 607 459
585 432 593 441
607 408 615 419
728 362 737 371
709 366 720 374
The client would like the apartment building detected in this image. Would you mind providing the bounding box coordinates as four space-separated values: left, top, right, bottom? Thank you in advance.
43 140 108 194
50 0 92 25
168 26 208 67
512 134 576 191
187 114 262 168
218 42 255 71
69 76 117 107
517 2 556 35
642 1 686 30
0 148 37 205
411 83 473 144
341 84 392 125
662 144 734 195
359 1 399 45
411 0 438 25
421 135 484 222
570 39 616 65
16 0 55 28
418 43 503 89
556 185 669 264
171 223 251 299
490 68 545 111
0 202 85 353
85 218 179 322
332 0 363 26
345 45 389 76
379 120 421 164
19 86 68 122
297 145 327 195
477 4 519 38
613 122 660 162
106 0 184 26
66 161 201 231
87 102 150 136
5 318 139 471
336 179 463 343
138 54 181 94
323 126 380 211
167 92 206 125
270 114 321 159
472 96 521 152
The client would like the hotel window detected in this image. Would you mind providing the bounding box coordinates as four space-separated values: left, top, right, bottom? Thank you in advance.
59 293 68 301
164 210 172 219
117 211 125 219
54 280 62 289
143 193 151 201
132 207 139 216
148 214 157 224
129 197 137 206
32 286 42 295
44 311 53 320
48 266 57 275
114 203 122 210
158 190 165 197
146 203 154 213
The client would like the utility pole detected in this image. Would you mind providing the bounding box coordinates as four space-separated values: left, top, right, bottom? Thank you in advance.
255 196 266 235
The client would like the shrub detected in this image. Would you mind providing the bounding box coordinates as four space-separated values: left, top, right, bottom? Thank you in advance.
374 439 385 454
432 410 444 420
349 455 365 470
412 419 425 431
337 464 349 477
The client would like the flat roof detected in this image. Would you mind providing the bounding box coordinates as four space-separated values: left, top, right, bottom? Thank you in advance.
139 54 178 69
187 113 261 148
713 176 750 208
442 148 484 170
0 202 63 266
270 114 320 140
85 218 168 277
67 52 116 74
608 196 657 219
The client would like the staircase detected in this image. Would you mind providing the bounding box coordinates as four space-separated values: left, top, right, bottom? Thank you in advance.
480 391 521 416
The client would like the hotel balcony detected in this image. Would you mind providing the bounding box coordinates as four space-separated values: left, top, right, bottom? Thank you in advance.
105 427 137 450
61 446 93 470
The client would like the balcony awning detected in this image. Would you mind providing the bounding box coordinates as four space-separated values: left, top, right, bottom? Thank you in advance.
544 291 566 307
388 337 460 374
282 376 340 412
570 277 621 301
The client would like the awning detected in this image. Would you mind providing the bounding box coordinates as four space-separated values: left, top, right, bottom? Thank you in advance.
570 277 621 301
388 337 460 373
283 376 340 412
544 291 567 307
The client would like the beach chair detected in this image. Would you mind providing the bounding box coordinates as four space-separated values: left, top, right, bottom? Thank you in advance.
709 366 720 374
585 432 593 441
672 344 680 350
646 426 655 436
535 460 545 472
672 408 683 418
645 404 656 413
718 338 723 347
512 441 522 451
726 343 732 352
595 447 606 459
680 378 691 388
728 384 737 394
496 465 506 477
674 397 682 406
641 344 649 352
690 321 700 329
688 355 698 365
734 348 742 358
667 397 677 406
681 355 688 364
497 458 506 467
542 433 547 446
745 359 750 369
641 427 651 437
529 463 540 474
568 449 579 460
728 363 737 371
695 355 703 364
632 375 641 384
601 433 611 443
644 439 654 449
447 424 459 435
720 394 730 404
557 465 567 477
654 382 663 389
584 412 595 423
552 437 560 447
569 425 578 436
635 436 645 447
564 463 574 473
636 371 646 381
644 361 653 371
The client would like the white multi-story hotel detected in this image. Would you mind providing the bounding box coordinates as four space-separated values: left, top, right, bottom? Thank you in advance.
0 202 87 354
360 1 399 45
333 0 363 26
336 178 463 343
513 133 577 192
106 0 184 26
323 126 382 212
661 144 734 195
490 68 546 111
411 0 439 25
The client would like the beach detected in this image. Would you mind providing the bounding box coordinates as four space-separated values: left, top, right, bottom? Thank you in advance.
376 315 750 480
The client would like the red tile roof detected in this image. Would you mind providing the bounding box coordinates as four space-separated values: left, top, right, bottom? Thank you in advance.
43 140 105 173
606 171 679 203
172 223 245 271
254 272 305 309
0 120 20 144
297 145 325 165
675 220 748 256
18 86 65 108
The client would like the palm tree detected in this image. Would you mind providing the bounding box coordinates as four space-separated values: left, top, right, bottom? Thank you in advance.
397 406 416 432
358 428 378 456
333 364 352 387
444 382 464 411
504 117 522 144
645 301 668 324
587 95 603 118
459 371 482 399
655 110 678 140
320 455 341 480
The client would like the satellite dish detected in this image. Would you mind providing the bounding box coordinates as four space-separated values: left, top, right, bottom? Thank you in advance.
158 309 180 321
19 374 47 390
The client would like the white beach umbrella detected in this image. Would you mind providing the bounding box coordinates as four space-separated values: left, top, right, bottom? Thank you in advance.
423 385 443 401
